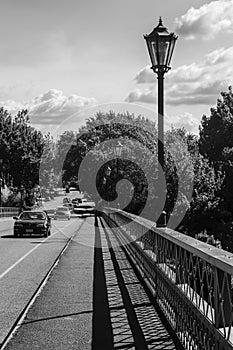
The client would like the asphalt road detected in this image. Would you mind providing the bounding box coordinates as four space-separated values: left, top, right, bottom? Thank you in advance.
2 217 95 350
0 209 84 345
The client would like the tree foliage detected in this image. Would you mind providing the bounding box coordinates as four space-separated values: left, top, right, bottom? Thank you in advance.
0 108 44 188
199 86 233 163
59 111 222 234
0 102 229 248
0 108 57 204
198 86 233 248
199 86 233 212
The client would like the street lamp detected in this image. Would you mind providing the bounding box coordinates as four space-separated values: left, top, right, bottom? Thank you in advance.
144 17 177 226
20 185 25 210
144 17 177 173
104 166 111 178
0 178 2 210
113 140 123 175
0 158 3 210
113 140 123 209
103 166 111 205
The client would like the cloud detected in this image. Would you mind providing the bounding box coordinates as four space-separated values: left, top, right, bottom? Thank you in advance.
174 0 233 39
165 112 200 134
126 88 156 104
0 89 97 126
134 66 155 84
126 46 233 106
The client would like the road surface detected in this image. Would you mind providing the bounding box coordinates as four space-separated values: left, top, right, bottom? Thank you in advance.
0 210 83 345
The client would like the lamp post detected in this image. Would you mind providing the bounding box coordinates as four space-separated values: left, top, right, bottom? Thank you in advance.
0 178 2 210
144 17 177 226
20 185 25 210
0 158 3 210
144 17 177 176
113 140 123 208
113 140 123 176
103 166 111 206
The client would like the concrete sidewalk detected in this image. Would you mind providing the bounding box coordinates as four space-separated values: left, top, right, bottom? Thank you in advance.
3 216 179 350
0 217 14 234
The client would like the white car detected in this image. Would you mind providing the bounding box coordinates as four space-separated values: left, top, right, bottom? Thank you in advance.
54 206 71 220
73 199 95 216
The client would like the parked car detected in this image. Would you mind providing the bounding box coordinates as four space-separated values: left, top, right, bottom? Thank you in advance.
54 206 71 220
73 199 95 216
13 210 51 237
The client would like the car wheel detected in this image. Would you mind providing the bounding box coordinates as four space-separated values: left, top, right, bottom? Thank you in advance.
44 231 48 237
48 229 51 236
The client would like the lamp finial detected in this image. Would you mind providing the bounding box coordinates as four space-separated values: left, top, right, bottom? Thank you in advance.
159 16 163 26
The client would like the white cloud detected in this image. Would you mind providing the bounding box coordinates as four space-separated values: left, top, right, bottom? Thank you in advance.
165 112 200 134
126 88 156 104
175 0 233 39
134 66 155 84
126 46 233 106
0 89 97 126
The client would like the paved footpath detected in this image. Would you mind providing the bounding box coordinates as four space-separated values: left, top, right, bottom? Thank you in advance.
3 216 179 350
0 218 14 234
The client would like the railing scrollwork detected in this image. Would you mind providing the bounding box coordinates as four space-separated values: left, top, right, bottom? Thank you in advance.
101 208 233 350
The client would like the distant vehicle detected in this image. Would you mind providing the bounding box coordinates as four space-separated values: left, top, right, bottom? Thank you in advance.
13 210 51 237
63 196 70 204
54 206 71 220
63 202 74 211
72 198 83 205
73 199 95 216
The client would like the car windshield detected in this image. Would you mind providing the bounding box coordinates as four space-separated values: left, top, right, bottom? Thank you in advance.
20 212 46 220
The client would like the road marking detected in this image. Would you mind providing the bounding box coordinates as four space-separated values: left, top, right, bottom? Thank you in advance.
0 220 75 280
0 230 78 350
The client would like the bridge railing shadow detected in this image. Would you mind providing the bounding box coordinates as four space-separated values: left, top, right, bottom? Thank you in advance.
92 216 180 349
99 209 233 350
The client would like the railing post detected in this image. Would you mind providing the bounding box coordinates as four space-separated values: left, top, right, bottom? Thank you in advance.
105 209 233 348
214 268 232 328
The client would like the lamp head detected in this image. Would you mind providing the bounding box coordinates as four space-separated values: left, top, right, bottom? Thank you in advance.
144 17 177 74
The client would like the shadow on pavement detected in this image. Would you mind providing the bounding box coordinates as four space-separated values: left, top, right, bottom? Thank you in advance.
1 235 15 238
92 216 114 349
21 310 93 325
92 215 179 350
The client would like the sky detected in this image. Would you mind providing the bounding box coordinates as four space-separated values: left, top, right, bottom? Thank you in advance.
0 0 232 135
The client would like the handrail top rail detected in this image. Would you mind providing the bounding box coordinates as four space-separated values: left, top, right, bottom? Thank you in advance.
106 208 233 274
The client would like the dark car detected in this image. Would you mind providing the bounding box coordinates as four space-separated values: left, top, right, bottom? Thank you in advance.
13 210 51 237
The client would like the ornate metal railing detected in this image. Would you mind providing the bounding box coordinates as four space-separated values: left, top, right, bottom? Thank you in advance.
101 209 233 350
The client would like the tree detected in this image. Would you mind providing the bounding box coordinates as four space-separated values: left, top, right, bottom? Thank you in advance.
0 108 62 206
0 108 44 190
59 111 157 215
199 86 233 163
180 154 223 235
199 86 233 214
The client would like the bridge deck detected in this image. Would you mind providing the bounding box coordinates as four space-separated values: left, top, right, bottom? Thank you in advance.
3 216 180 350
